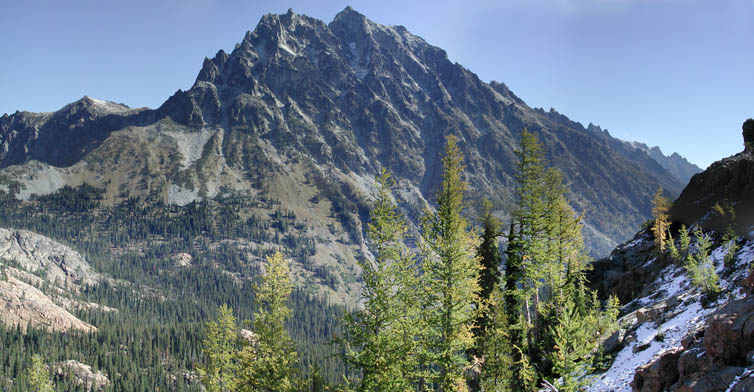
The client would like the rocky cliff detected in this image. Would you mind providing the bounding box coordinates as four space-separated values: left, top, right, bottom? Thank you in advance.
0 228 107 333
588 122 754 391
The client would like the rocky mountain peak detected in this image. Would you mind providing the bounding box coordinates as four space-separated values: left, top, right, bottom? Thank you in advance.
0 8 705 257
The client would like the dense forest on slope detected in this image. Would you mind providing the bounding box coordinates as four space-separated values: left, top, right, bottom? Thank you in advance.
0 187 348 391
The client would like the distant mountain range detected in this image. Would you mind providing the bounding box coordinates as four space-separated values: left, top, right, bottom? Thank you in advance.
0 7 700 257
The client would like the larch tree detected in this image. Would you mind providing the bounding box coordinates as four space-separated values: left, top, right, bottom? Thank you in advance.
345 169 421 391
503 129 618 390
651 188 671 252
199 304 240 392
23 354 54 392
419 135 483 392
504 129 557 391
238 251 299 392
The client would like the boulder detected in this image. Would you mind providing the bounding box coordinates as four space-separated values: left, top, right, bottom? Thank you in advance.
631 347 682 392
602 329 626 354
670 367 744 392
677 346 712 379
704 297 754 366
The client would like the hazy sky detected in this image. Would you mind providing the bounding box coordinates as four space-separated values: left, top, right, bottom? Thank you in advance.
1 0 752 169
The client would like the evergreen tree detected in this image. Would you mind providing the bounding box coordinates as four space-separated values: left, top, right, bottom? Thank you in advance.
475 199 502 337
477 286 514 392
503 129 618 389
239 251 299 392
23 354 53 392
419 135 483 391
685 228 720 297
469 199 502 392
651 188 671 252
678 224 690 259
345 169 421 391
199 304 239 392
547 299 593 392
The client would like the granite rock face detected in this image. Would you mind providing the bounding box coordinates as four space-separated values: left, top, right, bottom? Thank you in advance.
0 275 97 333
0 228 101 287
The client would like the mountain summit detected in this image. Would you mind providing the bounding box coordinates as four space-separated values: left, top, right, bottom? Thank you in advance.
0 7 698 256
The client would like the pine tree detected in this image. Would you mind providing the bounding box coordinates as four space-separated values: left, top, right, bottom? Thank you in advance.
239 251 299 392
199 304 239 392
419 135 482 391
345 169 421 391
651 188 671 252
23 354 54 392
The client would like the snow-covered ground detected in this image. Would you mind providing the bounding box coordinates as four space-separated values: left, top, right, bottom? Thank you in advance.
588 238 754 391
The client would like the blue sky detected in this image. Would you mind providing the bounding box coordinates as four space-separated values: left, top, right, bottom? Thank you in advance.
1 0 752 169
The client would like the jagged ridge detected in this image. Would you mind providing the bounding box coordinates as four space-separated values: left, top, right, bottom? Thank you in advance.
0 7 696 256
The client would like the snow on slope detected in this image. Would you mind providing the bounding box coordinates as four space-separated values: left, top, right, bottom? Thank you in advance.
588 239 754 391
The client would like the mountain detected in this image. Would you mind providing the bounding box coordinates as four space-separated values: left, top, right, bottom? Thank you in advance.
670 119 754 236
587 122 754 391
0 7 697 260
586 123 702 185
0 8 685 266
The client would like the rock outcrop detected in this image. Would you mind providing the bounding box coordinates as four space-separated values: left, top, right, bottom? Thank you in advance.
0 276 96 333
670 120 754 236
52 360 109 391
630 297 754 392
744 118 754 153
0 228 100 288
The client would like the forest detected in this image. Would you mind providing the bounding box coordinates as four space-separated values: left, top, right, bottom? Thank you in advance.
193 131 623 392
4 131 625 391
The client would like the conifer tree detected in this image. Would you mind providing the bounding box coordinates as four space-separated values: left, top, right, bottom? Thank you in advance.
685 228 720 297
547 299 593 392
199 304 240 392
23 354 53 392
239 251 298 392
475 199 502 338
503 129 618 389
651 188 671 252
345 169 421 391
679 224 690 258
504 129 563 390
419 135 482 392
477 286 514 392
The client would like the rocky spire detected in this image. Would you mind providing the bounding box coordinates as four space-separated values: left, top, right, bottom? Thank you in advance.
744 118 754 153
